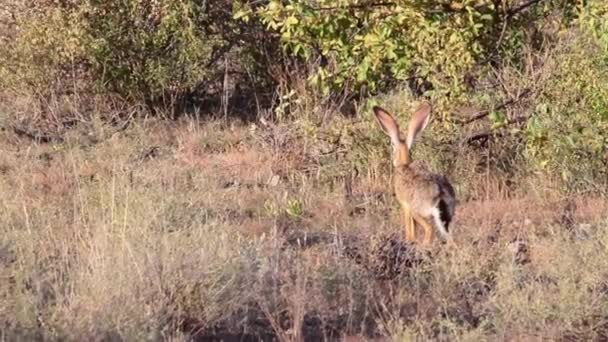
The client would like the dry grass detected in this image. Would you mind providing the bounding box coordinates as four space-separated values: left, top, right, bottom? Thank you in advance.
0 116 607 341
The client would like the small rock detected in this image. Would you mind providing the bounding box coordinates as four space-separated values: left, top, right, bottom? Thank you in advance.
268 174 280 187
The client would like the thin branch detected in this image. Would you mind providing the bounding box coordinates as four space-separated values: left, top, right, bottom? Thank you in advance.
311 1 491 15
494 18 509 54
311 2 396 11
10 125 64 144
455 88 532 125
507 0 545 18
461 130 493 147
460 115 530 146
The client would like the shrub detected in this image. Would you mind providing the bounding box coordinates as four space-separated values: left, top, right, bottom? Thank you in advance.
81 0 216 105
0 3 87 96
524 29 608 191
0 0 279 113
252 0 578 113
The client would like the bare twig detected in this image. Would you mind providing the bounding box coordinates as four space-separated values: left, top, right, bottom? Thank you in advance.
310 2 396 11
507 0 545 18
10 125 64 144
460 115 530 147
455 88 532 125
256 297 291 342
461 130 494 147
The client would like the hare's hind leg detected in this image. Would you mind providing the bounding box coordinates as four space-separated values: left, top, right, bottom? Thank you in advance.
402 206 416 242
413 214 434 246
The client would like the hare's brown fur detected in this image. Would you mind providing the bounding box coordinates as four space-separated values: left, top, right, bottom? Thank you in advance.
373 104 456 246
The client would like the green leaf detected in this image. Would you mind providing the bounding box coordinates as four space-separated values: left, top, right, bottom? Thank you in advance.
285 15 299 26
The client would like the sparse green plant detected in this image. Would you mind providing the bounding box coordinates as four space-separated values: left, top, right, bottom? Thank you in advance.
285 198 304 219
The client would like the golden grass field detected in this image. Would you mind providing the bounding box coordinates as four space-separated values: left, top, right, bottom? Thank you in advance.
1 116 607 341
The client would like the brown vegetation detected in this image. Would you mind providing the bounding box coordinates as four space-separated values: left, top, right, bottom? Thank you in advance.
1 116 607 341
1 1 607 341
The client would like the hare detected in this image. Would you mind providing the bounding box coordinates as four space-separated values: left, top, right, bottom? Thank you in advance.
373 103 456 246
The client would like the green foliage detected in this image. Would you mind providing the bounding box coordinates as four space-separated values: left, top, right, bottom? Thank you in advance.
286 198 304 219
579 0 608 53
253 0 576 113
0 0 276 108
0 5 87 94
81 0 215 104
525 31 608 191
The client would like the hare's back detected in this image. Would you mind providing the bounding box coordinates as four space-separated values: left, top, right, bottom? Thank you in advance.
395 169 455 216
395 169 439 210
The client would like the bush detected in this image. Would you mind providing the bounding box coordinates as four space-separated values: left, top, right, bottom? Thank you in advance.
524 26 608 192
251 0 578 113
82 0 216 105
1 0 606 194
0 3 87 96
0 0 279 113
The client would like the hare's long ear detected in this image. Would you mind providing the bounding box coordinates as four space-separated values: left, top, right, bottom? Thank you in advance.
406 102 432 149
373 106 402 147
